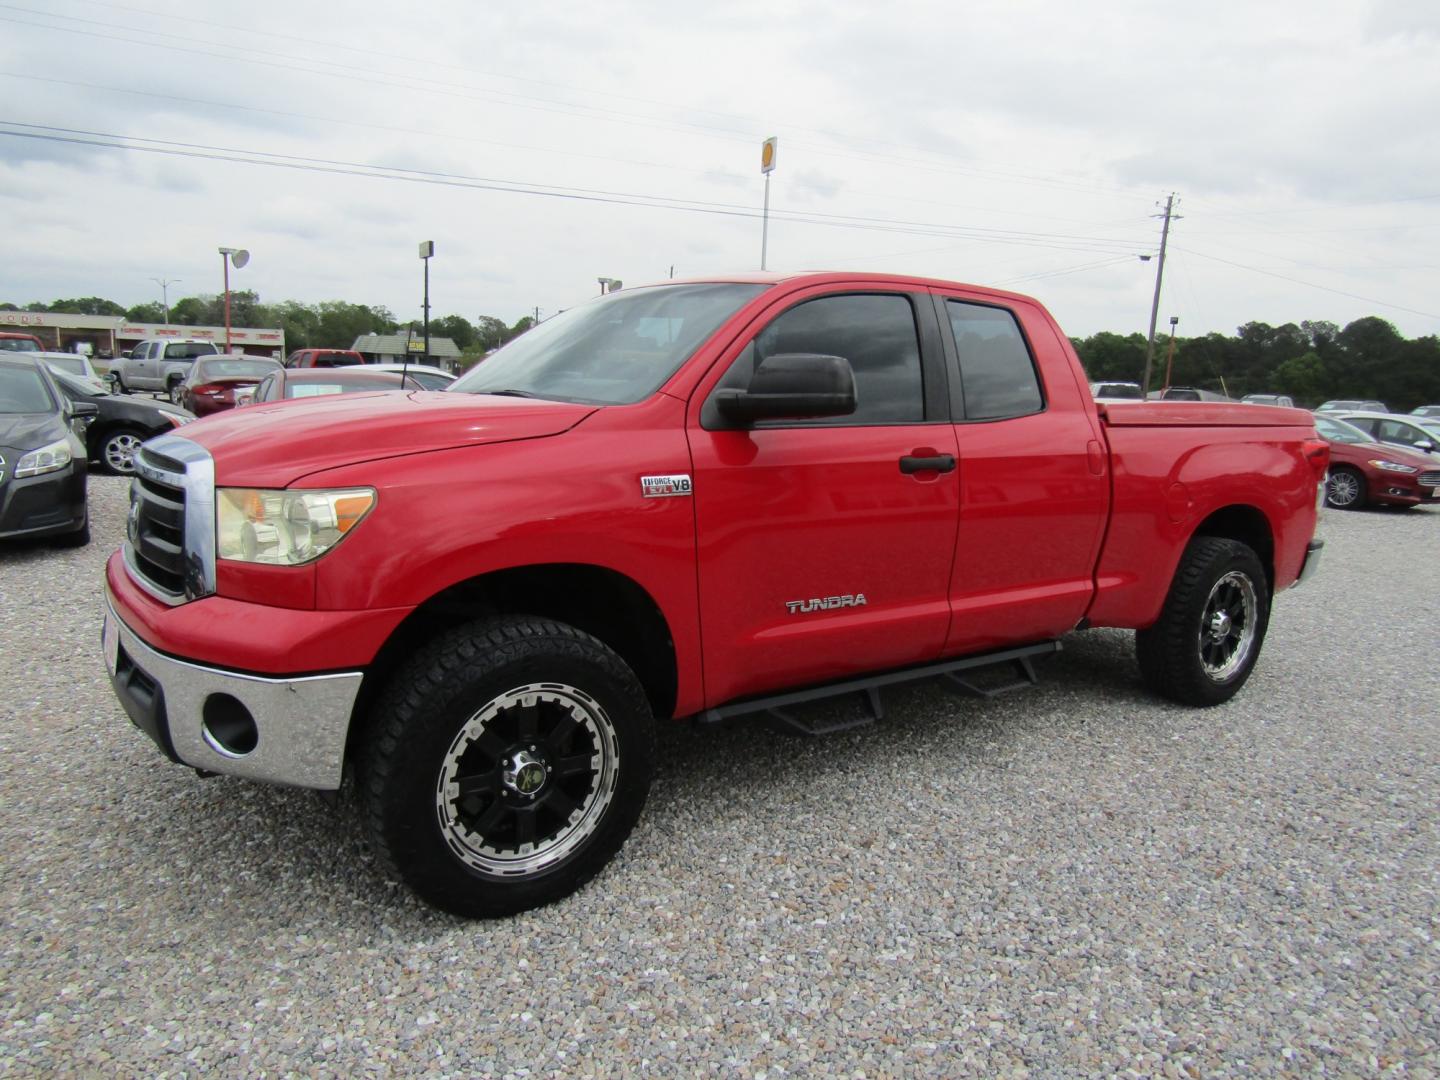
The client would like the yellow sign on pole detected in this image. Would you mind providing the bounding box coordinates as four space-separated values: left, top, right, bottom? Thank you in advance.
761 136 778 175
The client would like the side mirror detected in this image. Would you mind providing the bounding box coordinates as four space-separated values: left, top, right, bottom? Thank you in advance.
713 353 857 425
1416 440 1434 452
71 401 100 420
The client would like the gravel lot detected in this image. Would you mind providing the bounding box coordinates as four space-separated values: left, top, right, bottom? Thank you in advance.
1 475 1437 1076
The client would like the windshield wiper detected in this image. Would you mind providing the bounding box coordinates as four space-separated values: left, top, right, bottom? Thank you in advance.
480 389 538 398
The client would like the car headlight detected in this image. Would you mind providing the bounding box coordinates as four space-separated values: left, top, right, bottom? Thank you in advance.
217 487 376 565
164 413 195 426
1369 459 1418 474
15 438 73 478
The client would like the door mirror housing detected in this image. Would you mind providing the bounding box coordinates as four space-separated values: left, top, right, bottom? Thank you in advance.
713 353 857 426
70 401 100 420
1415 440 1434 452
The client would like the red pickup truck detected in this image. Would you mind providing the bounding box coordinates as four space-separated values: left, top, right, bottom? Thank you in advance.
103 273 1327 916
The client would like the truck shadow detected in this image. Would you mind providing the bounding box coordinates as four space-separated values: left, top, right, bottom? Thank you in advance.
110 627 1190 934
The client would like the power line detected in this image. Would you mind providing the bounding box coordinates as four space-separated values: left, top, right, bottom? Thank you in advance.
0 4 1148 201
0 121 1155 256
1173 245 1440 321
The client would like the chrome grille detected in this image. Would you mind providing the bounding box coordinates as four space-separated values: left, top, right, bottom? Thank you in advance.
1420 470 1440 488
122 435 216 605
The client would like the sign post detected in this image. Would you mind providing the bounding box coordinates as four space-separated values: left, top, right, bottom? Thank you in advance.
760 136 777 271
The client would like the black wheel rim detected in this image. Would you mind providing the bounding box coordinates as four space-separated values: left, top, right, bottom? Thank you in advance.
435 683 619 877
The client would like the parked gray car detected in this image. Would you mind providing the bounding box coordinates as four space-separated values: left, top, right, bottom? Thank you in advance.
112 339 220 401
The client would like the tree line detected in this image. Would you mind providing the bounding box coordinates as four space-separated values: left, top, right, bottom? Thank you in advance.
0 294 538 357
1073 316 1440 411
6 296 1437 408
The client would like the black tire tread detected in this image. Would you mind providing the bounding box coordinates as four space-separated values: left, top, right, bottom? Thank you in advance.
1135 536 1269 707
359 614 654 917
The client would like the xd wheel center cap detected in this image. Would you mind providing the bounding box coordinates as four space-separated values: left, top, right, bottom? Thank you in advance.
503 750 548 796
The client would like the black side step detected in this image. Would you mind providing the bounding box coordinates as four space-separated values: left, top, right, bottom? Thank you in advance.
696 641 1061 737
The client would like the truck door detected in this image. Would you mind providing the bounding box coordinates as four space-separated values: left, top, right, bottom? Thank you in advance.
130 342 155 388
933 293 1110 653
687 288 959 706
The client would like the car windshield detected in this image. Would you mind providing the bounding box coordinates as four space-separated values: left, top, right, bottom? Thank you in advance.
0 365 56 412
200 358 279 378
1315 416 1371 444
450 283 769 405
287 379 393 398
1417 421 1440 442
51 370 109 396
41 354 86 374
0 338 41 352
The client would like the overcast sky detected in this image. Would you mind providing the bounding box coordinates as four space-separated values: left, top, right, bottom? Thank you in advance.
2 0 1438 339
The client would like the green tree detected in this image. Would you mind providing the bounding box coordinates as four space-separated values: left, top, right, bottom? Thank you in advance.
430 314 475 351
315 301 397 349
43 297 128 316
1071 331 1147 382
475 315 509 351
125 301 166 323
1273 351 1329 405
509 315 537 338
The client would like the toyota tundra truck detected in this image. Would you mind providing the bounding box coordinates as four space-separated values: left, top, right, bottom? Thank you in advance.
102 273 1328 916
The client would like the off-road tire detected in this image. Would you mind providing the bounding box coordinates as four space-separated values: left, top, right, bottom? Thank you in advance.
1135 536 1270 707
360 616 655 917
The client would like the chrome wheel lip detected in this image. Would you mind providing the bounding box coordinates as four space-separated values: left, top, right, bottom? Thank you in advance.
1327 470 1361 507
435 683 619 878
1199 570 1258 682
103 432 144 474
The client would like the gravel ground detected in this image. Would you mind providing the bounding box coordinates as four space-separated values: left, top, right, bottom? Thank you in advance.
1 475 1437 1077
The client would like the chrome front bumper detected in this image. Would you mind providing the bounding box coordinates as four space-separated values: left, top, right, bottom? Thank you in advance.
1295 538 1324 586
103 594 362 790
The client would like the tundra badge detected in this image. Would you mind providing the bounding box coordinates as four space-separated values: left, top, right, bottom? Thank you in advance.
786 594 868 615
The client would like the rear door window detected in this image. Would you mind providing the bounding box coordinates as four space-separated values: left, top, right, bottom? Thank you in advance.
946 301 1043 420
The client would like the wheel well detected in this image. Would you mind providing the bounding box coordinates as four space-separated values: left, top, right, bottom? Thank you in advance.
1192 505 1274 589
351 564 679 753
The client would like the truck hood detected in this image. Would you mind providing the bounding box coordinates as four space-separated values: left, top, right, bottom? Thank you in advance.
177 390 598 486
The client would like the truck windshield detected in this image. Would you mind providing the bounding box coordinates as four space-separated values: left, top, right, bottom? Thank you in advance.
450 283 769 405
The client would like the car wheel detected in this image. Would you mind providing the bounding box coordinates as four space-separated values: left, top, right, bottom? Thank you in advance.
1135 536 1270 707
361 616 655 917
112 373 129 394
167 380 184 405
1325 466 1366 510
100 428 146 475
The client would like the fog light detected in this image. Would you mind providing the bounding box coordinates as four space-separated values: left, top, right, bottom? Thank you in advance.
201 694 258 756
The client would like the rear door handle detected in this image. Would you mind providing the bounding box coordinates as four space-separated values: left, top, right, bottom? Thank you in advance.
899 454 956 474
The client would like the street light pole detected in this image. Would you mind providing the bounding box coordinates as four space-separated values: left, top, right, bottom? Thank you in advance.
217 247 249 353
760 136 777 271
1163 315 1179 391
150 277 180 324
418 241 434 371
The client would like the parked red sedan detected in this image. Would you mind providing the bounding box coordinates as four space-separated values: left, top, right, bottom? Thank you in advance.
178 355 283 417
1315 415 1440 509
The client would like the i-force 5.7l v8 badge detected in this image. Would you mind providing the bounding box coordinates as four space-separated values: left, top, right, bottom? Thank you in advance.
640 474 693 498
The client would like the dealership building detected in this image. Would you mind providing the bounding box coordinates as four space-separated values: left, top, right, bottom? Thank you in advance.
0 309 285 358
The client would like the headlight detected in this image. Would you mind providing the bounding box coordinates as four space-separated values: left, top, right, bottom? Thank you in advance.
1369 459 1418 474
164 413 194 426
15 438 73 478
217 487 376 565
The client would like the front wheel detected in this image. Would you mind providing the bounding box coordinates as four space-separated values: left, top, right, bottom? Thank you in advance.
1135 536 1271 706
100 428 146 474
360 616 655 917
1325 466 1366 510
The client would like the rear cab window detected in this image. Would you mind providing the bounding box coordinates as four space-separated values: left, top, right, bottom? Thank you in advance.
944 300 1044 421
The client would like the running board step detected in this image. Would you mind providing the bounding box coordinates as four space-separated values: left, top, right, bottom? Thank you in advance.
696 641 1061 737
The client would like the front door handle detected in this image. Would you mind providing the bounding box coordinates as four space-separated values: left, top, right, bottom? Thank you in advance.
899 453 956 474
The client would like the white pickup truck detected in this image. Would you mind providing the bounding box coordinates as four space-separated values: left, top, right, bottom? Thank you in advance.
113 340 220 400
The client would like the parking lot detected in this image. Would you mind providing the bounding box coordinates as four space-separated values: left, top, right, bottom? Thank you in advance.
1 476 1436 1075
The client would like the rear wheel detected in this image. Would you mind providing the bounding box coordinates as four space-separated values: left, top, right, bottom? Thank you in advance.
1136 536 1270 706
1325 466 1366 509
167 379 184 405
361 616 654 917
100 427 146 474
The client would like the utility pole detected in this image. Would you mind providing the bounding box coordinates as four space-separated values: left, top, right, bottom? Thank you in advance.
534 306 540 325
1162 315 1179 390
1141 193 1179 396
150 277 180 324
